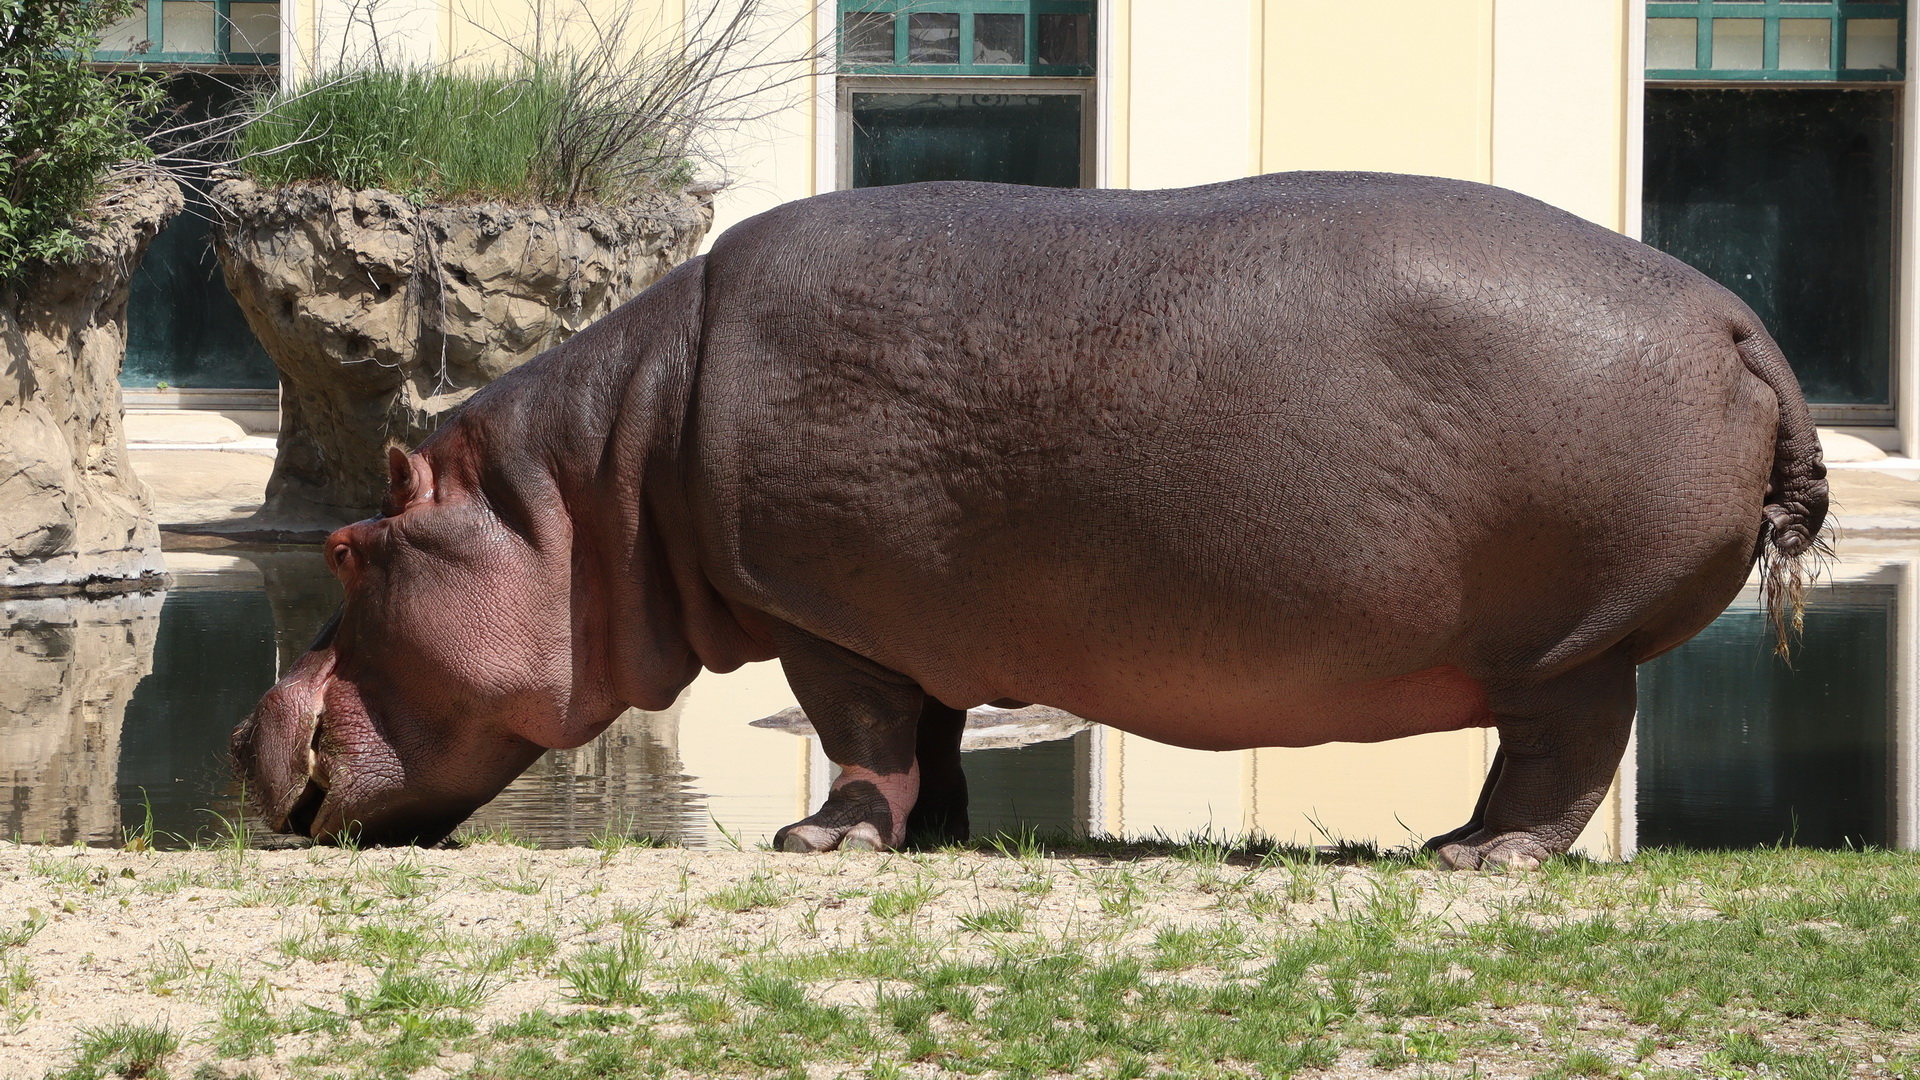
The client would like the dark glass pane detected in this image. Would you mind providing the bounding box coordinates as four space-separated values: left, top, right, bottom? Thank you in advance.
840 10 893 65
852 92 1083 188
123 74 276 389
975 12 1025 64
1643 88 1896 407
963 734 1079 837
907 12 960 64
1637 585 1894 850
1037 13 1090 67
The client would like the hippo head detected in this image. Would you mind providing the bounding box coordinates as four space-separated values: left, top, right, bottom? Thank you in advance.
231 443 634 847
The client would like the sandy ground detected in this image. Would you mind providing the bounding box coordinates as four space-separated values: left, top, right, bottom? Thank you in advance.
1 844 1914 1079
0 845 1551 1078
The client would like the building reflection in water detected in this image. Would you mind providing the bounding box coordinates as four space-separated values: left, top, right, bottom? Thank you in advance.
0 544 1912 855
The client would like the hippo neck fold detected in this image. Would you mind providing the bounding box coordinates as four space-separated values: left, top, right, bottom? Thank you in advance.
422 256 759 717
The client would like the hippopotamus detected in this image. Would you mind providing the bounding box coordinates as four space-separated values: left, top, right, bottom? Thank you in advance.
231 172 1828 869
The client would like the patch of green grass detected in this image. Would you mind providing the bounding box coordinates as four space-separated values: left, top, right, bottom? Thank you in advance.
27 852 98 887
51 1021 177 1080
480 931 558 974
0 909 46 948
705 870 792 913
868 878 939 919
213 978 277 1059
376 859 434 900
238 68 562 204
559 936 650 1007
1150 922 1246 970
236 56 696 207
957 902 1026 934
351 920 434 966
453 823 539 848
347 967 491 1018
0 958 34 1028
21 840 1920 1078
277 929 347 965
588 816 675 856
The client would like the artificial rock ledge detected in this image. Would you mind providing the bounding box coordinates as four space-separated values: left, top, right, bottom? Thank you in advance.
212 179 713 533
0 174 182 594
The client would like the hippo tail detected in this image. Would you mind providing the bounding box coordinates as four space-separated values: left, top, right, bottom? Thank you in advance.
1734 320 1831 658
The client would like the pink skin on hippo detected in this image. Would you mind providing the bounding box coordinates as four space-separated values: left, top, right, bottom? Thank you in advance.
231 172 1828 866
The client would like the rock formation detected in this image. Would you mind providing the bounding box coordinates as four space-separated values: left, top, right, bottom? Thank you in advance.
211 179 713 532
0 590 163 844
0 174 182 593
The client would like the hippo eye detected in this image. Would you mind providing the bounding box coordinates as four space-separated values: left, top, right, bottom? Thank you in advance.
327 541 356 578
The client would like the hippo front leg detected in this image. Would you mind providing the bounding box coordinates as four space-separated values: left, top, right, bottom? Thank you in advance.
773 627 925 852
1430 652 1635 870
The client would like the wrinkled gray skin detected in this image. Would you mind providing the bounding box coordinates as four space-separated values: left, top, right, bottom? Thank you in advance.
232 173 1828 869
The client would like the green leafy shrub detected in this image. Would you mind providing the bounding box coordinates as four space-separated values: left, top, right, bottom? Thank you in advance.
0 0 163 285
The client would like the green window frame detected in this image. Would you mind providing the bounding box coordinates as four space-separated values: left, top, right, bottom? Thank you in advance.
838 1 1096 77
1646 1 1905 81
93 0 280 66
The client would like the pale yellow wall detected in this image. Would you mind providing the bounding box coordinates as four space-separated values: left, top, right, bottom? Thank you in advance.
1114 734 1247 838
1258 0 1494 182
1491 0 1633 232
1101 0 1130 187
440 0 684 70
1124 1 1257 189
1249 730 1488 849
696 0 822 245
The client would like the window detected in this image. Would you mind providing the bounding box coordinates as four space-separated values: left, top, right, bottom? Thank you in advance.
842 82 1094 189
1644 88 1898 412
1646 1 1903 80
838 1 1096 76
94 0 281 65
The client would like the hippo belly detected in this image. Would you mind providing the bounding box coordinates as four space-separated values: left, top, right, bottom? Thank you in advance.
1012 664 1494 751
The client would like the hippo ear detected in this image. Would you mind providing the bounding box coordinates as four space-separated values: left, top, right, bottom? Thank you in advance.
382 446 431 516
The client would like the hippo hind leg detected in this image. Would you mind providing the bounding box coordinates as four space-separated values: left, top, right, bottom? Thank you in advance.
772 627 927 853
1429 650 1635 870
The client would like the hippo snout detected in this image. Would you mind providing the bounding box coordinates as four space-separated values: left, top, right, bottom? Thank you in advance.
230 670 328 836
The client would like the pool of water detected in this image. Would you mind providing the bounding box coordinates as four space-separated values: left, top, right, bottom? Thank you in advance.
4 545 1915 854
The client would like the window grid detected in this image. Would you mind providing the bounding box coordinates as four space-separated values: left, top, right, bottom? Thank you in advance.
1647 0 1905 80
93 0 280 66
838 1 1096 76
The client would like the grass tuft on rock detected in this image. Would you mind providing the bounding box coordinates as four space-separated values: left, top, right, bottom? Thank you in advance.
235 68 569 204
233 0 783 205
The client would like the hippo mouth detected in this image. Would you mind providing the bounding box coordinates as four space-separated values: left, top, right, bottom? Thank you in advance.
282 721 332 838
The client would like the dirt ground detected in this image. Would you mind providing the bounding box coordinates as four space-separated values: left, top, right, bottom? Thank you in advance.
2 843 1915 1079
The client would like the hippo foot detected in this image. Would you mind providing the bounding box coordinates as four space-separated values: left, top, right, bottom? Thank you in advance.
1433 831 1552 871
776 821 891 853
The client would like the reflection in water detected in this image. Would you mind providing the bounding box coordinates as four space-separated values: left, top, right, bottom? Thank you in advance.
117 586 272 842
0 590 162 844
465 703 709 847
0 548 1913 854
1638 585 1896 850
